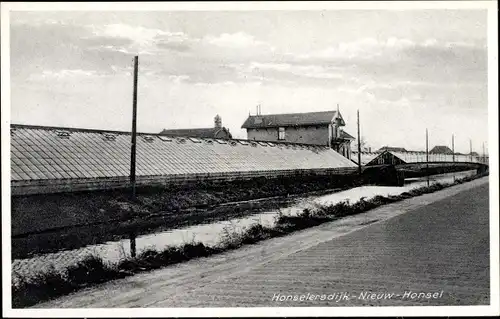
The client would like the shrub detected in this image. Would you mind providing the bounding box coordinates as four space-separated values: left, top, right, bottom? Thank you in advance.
65 255 122 287
182 242 211 259
12 267 73 308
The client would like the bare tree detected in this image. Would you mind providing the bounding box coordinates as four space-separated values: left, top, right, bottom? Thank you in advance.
353 136 371 152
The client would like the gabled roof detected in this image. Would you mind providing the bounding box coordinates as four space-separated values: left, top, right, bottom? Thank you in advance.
377 146 407 152
159 127 232 139
241 110 344 129
351 151 382 165
430 145 453 154
339 130 355 140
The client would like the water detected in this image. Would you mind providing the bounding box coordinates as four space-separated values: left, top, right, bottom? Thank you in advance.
12 170 477 279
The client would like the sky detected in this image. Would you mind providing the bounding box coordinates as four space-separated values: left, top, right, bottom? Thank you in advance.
9 9 489 153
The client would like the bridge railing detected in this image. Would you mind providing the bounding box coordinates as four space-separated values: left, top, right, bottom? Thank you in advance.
387 151 487 165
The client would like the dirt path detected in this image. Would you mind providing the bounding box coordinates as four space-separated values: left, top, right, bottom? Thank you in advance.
33 177 489 308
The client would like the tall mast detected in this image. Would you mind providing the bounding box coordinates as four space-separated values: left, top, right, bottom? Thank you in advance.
426 128 429 186
452 134 455 162
130 56 139 200
357 109 362 175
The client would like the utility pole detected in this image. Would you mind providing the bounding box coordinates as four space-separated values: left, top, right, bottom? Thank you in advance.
357 109 362 175
452 134 455 182
469 139 473 162
482 142 486 164
130 56 139 201
452 134 455 162
426 128 429 186
129 56 139 258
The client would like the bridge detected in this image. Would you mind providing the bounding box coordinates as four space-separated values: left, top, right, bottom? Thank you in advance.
396 161 488 178
352 150 488 173
354 149 489 186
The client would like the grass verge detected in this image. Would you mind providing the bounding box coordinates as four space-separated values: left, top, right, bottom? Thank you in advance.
12 172 488 308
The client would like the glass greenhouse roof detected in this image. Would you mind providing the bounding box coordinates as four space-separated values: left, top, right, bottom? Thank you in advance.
10 125 357 182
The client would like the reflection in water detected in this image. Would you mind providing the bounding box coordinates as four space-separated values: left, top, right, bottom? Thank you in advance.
12 170 477 277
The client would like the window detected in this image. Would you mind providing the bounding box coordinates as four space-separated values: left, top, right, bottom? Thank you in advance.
278 127 286 140
158 136 172 142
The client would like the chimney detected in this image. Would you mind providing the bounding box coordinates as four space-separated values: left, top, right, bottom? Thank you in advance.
335 104 341 138
214 114 222 129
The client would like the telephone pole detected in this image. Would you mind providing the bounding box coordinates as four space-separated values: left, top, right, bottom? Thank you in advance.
426 128 429 186
452 134 455 162
469 139 472 162
482 142 486 164
357 109 362 175
129 55 139 258
452 134 455 182
130 56 139 200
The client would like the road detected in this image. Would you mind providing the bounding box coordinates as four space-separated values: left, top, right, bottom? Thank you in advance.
34 177 490 308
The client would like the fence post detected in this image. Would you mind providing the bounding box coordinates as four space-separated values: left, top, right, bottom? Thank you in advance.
130 231 137 258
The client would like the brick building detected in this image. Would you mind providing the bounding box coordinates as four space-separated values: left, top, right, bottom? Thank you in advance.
160 115 232 139
241 109 354 159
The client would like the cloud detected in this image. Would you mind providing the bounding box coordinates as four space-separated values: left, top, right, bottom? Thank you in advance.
86 23 193 56
168 75 190 84
80 35 134 48
155 41 192 52
194 81 241 87
204 32 268 48
295 37 413 60
232 62 344 86
293 36 483 68
10 21 139 79
91 24 167 46
27 69 105 81
13 17 486 94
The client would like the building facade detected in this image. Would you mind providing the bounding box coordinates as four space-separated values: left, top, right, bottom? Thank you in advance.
241 110 354 159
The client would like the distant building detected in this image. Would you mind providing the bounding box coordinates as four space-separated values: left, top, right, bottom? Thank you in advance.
160 115 232 139
241 109 354 159
351 150 381 166
430 145 453 154
377 146 408 152
364 149 484 166
367 150 407 166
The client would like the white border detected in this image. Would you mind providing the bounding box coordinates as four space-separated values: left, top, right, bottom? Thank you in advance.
1 1 13 315
0 1 497 11
2 1 499 317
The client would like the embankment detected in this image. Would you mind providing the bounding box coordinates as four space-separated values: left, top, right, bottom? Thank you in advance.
12 173 364 258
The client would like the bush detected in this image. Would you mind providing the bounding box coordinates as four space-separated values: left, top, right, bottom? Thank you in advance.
12 267 73 308
66 255 123 287
182 243 212 259
240 224 271 243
